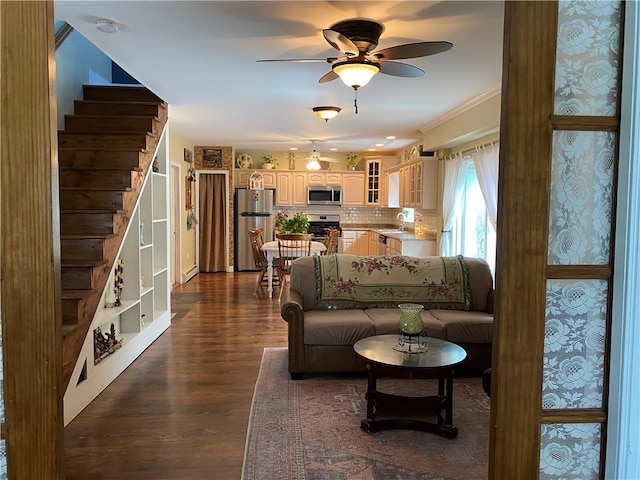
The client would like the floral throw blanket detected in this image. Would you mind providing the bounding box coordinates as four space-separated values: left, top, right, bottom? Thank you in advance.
314 254 470 310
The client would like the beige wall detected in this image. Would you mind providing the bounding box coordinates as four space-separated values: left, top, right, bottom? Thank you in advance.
235 150 376 171
421 93 501 152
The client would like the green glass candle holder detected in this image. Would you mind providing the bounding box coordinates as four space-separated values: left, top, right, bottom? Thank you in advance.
397 303 425 335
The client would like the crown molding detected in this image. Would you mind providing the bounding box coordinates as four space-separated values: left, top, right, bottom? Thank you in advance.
419 83 502 133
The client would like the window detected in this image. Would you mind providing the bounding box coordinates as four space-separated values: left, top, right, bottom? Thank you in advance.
451 160 496 275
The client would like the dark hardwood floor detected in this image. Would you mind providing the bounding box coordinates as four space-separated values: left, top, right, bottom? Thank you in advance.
64 272 287 480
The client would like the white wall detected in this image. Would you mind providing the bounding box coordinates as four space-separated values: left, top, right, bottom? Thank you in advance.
55 30 112 129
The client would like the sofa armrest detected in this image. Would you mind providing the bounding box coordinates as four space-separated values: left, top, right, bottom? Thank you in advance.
280 284 306 374
486 289 495 314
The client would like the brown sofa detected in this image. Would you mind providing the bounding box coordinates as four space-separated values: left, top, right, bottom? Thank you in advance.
280 255 494 379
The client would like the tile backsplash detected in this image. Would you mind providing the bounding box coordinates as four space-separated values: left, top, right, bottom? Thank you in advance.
277 204 440 233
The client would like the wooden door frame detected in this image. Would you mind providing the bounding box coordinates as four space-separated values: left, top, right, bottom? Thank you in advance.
170 162 182 286
0 2 64 478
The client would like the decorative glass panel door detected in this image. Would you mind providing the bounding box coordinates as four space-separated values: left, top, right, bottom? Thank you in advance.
492 1 624 478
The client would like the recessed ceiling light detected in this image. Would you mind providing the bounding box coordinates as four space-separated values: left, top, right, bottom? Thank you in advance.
95 19 119 34
329 148 337 151
289 147 298 151
385 135 396 140
375 143 384 147
368 148 376 151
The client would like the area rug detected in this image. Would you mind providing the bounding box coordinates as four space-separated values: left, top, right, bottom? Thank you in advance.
242 347 490 480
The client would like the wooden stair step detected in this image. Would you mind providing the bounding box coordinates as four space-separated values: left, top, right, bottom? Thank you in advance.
62 323 84 338
82 85 164 103
73 100 164 117
60 233 116 240
61 259 108 268
58 131 154 150
62 291 99 325
60 259 101 291
64 115 159 134
61 237 107 261
61 208 123 214
59 169 134 190
60 212 116 235
59 148 145 170
60 190 125 211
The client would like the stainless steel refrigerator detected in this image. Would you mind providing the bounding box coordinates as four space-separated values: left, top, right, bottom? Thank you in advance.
235 188 275 271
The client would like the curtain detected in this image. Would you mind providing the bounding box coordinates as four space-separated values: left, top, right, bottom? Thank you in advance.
199 174 227 272
440 153 467 255
472 143 500 230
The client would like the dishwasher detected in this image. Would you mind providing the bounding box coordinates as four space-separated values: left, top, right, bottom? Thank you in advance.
378 234 387 256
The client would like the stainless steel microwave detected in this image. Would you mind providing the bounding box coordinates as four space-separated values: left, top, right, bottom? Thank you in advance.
307 185 342 205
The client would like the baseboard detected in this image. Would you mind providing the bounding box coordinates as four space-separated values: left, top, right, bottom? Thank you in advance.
182 264 198 283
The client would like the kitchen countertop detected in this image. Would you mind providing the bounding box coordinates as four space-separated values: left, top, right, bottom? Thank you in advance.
341 225 437 241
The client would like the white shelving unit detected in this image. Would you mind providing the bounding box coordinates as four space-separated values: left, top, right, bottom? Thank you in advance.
63 128 172 425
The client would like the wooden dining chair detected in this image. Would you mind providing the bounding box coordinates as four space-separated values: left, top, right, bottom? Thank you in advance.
322 228 340 255
275 233 312 292
249 227 279 295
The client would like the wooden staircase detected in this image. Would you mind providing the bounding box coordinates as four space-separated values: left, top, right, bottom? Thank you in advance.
59 85 168 390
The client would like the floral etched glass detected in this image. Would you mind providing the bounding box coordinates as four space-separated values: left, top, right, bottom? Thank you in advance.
547 131 615 265
540 423 601 480
554 0 621 117
543 280 607 409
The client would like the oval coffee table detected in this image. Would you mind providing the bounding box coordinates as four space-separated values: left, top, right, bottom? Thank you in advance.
353 334 467 439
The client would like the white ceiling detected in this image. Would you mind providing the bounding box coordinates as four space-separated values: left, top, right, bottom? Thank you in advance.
54 1 504 154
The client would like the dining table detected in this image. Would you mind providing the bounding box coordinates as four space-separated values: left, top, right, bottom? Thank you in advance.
261 240 326 298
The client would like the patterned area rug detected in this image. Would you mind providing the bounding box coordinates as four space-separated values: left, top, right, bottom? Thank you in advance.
242 347 490 480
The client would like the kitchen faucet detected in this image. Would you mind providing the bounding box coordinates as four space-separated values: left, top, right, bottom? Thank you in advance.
397 212 405 231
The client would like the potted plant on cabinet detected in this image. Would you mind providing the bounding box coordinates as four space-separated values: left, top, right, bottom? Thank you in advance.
262 153 278 169
346 152 359 170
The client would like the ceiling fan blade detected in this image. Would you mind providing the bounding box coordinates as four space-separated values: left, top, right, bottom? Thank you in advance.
323 29 359 57
319 70 339 83
379 61 425 78
257 57 337 63
372 41 453 60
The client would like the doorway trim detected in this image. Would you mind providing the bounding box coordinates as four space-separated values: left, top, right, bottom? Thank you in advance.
170 162 182 286
606 1 640 477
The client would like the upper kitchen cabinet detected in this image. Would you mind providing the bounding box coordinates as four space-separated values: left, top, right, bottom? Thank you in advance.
342 172 365 206
275 171 307 206
235 169 276 189
308 172 341 186
365 156 399 206
389 158 438 210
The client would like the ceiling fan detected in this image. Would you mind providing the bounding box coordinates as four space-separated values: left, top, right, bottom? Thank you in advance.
305 142 339 170
258 19 453 112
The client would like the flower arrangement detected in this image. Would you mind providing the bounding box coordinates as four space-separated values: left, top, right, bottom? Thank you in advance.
346 152 359 170
276 211 309 233
262 153 278 168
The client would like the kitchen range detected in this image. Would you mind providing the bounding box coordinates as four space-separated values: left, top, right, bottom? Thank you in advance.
306 214 341 242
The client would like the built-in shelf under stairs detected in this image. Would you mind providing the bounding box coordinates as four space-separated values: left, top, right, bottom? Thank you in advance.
59 85 167 390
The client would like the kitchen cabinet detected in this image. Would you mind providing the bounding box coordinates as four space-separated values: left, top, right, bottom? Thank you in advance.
342 173 365 206
234 169 276 189
386 236 437 257
339 230 368 255
389 158 439 209
365 158 381 205
275 172 307 206
307 172 341 185
368 230 382 255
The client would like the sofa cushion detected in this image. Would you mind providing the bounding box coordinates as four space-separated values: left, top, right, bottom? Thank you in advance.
304 310 375 346
364 308 447 339
429 309 494 344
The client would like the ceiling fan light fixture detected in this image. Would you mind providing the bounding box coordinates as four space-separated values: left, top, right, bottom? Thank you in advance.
333 61 380 89
306 159 322 171
313 106 341 122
